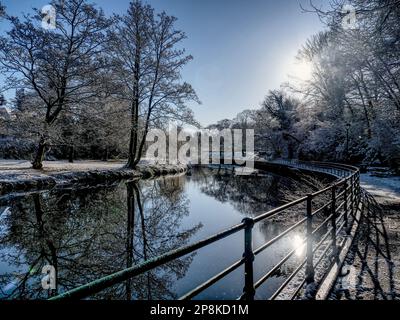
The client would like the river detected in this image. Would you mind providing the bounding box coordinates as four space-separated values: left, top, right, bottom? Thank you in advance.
0 167 320 300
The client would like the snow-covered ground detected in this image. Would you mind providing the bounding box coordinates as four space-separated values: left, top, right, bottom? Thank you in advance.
361 173 400 204
0 160 127 173
331 173 400 300
0 159 187 196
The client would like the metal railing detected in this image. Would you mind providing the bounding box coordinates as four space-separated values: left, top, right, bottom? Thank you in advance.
50 160 361 301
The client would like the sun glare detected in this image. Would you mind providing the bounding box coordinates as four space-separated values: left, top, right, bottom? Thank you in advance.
292 234 306 257
287 60 313 82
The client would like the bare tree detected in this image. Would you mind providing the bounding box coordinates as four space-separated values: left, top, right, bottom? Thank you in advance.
109 0 199 169
0 0 111 169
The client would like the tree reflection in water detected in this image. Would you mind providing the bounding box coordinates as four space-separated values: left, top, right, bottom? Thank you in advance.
0 174 201 300
191 167 285 215
183 167 327 299
0 168 323 300
190 167 322 240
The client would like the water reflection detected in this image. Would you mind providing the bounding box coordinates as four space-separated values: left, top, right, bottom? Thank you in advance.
0 176 200 300
0 167 318 300
292 235 306 257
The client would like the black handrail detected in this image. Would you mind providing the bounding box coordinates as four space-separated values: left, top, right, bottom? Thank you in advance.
49 160 361 301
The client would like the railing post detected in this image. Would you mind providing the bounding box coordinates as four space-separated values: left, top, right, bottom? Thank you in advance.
242 217 255 300
306 195 315 284
331 185 338 261
355 173 359 206
356 174 359 206
350 175 354 218
344 180 349 234
355 174 358 205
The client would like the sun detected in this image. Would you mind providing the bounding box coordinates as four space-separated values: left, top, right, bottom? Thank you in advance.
287 59 313 82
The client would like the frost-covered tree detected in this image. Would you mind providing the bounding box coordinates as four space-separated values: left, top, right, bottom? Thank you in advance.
108 0 199 169
249 90 302 159
0 0 111 169
293 0 400 167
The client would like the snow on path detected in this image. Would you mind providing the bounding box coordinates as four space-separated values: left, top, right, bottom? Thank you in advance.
331 174 400 300
361 174 400 204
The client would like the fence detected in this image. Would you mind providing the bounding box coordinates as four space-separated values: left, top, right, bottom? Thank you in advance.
50 160 361 300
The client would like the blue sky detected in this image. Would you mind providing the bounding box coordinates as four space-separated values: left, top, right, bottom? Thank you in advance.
0 0 325 126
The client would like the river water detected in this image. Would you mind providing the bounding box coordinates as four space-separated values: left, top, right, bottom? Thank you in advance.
0 167 316 300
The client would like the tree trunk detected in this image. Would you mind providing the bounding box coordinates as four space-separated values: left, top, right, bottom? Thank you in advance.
126 37 141 170
131 129 148 169
102 147 109 162
68 145 74 163
126 127 137 169
32 137 47 169
126 101 139 169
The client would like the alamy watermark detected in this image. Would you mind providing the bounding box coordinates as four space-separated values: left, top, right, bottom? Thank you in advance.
342 4 358 30
40 3 359 33
41 265 56 290
41 4 57 30
145 128 255 173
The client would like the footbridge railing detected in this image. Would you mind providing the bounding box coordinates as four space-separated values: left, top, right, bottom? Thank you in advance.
50 160 361 301
269 159 356 178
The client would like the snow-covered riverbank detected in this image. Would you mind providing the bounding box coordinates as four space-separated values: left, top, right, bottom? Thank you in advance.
0 160 187 195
